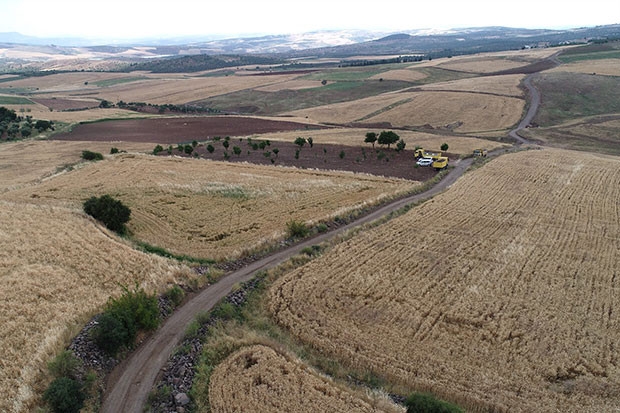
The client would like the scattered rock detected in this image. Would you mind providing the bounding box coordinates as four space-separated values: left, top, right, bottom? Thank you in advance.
174 392 190 406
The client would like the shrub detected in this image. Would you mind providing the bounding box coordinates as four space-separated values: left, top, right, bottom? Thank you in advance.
184 144 193 154
339 150 345 159
207 144 215 153
83 195 131 234
92 312 131 355
405 392 464 413
153 144 164 155
294 136 306 148
48 350 81 379
177 144 183 152
272 148 279 157
307 137 313 148
81 150 103 161
396 139 406 152
192 140 198 147
286 220 309 238
110 147 119 154
233 146 242 156
165 285 185 307
259 140 267 150
441 143 449 151
43 377 85 413
294 149 300 159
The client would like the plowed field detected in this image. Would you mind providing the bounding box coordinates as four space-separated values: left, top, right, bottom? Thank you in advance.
270 148 620 412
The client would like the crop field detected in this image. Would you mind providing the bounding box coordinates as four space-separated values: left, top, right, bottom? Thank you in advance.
0 102 150 123
368 68 428 82
269 148 620 412
1 154 418 261
546 58 620 77
208 345 402 413
0 201 190 413
436 56 532 73
0 140 156 192
418 73 525 97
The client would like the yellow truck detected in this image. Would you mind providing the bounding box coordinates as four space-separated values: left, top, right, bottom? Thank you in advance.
473 148 487 157
432 156 449 170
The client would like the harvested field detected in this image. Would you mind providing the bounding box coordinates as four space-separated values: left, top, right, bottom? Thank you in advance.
255 79 327 92
546 59 620 76
269 148 620 412
0 103 149 123
0 201 190 413
209 345 403 413
0 140 157 192
368 69 428 82
30 97 101 111
0 72 146 93
1 154 418 261
53 116 325 144
363 91 524 133
418 74 525 97
437 57 530 73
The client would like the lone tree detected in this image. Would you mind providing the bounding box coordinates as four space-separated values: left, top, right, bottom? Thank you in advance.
364 132 377 148
294 137 307 150
378 130 400 149
83 195 131 234
441 143 449 151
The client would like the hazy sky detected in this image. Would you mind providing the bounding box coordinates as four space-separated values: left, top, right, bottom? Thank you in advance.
1 0 617 40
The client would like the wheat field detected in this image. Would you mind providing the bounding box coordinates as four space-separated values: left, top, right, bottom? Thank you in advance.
546 59 620 76
0 201 191 413
436 56 530 73
209 345 403 413
418 73 525 97
269 148 620 412
1 154 418 261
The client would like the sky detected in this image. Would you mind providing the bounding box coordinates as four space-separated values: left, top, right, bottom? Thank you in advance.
1 0 618 41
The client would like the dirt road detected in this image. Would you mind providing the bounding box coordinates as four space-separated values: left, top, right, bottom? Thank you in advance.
101 158 474 413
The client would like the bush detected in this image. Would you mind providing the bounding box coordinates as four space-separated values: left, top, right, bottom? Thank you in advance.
207 144 215 153
184 144 193 154
165 285 185 307
153 144 164 154
43 377 85 413
81 150 103 161
441 143 449 151
48 350 81 379
405 392 464 413
83 195 131 234
286 220 309 238
92 312 131 355
339 150 345 159
110 147 119 154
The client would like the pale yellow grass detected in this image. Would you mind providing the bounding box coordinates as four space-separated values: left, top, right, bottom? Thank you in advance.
546 59 620 76
1 154 418 261
210 345 403 413
364 91 524 132
0 72 143 92
368 69 427 82
0 201 191 413
418 74 525 97
0 140 157 192
437 57 529 73
255 79 326 92
270 148 620 412
255 128 508 155
1 103 150 123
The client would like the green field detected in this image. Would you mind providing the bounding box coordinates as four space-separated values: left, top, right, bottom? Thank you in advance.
93 76 146 87
0 96 33 104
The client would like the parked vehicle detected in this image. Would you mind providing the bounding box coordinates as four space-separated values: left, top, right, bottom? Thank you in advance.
433 156 449 170
414 148 442 160
473 148 488 157
416 157 434 166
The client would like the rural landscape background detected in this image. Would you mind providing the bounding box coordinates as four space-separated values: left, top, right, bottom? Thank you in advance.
1 9 619 413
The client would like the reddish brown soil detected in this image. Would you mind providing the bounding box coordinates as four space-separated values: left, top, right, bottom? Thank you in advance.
53 116 445 180
53 116 328 143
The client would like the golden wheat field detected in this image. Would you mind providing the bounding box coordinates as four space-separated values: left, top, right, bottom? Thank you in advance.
255 128 508 154
546 59 620 76
0 140 157 192
0 154 418 261
0 201 191 413
418 73 525 97
363 91 524 132
1 103 150 123
209 345 403 413
436 56 530 73
368 68 428 82
269 148 620 412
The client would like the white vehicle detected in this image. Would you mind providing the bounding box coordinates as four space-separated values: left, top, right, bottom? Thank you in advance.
416 157 434 166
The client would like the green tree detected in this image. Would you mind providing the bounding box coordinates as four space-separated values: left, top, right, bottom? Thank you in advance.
110 147 120 154
83 195 131 234
272 147 279 158
20 124 32 137
81 150 104 161
153 144 164 155
35 119 53 132
307 137 314 148
233 146 242 156
222 140 229 151
294 137 306 149
364 132 377 148
207 144 215 153
43 377 85 413
184 144 193 154
99 99 111 108
396 139 406 152
339 150 345 159
378 130 400 148
441 143 449 151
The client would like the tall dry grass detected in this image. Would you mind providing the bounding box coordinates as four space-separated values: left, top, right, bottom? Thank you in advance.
0 201 191 413
1 154 418 261
209 345 403 413
269 148 620 412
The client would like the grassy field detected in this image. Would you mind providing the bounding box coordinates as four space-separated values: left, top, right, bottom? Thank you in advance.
269 148 620 412
1 154 418 261
0 201 191 413
0 95 33 104
208 345 403 413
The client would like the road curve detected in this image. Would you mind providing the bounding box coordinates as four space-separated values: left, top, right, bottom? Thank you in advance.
101 158 474 413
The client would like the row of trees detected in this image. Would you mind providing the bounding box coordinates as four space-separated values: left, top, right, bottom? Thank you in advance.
364 130 406 151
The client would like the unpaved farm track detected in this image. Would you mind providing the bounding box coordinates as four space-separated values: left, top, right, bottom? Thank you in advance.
101 157 474 413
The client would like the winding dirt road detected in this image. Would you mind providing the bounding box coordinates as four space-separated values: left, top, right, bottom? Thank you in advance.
101 158 474 413
101 54 557 412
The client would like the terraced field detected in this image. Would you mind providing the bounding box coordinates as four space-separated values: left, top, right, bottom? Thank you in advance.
269 148 620 412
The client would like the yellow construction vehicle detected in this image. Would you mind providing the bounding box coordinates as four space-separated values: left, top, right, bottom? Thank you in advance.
414 148 442 160
473 149 487 157
432 156 449 170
